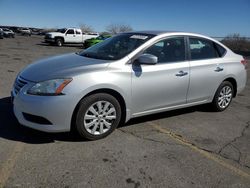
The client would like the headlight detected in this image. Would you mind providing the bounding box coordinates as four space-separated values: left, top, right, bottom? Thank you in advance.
27 78 72 96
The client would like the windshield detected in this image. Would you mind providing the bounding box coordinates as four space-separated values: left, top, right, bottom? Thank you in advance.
57 28 67 33
79 33 155 60
96 35 111 40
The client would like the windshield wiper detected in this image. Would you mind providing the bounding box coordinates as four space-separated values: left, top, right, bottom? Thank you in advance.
81 53 102 59
80 52 115 60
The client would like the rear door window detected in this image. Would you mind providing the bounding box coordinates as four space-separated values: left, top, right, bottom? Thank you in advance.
76 30 81 35
214 43 226 57
189 37 219 60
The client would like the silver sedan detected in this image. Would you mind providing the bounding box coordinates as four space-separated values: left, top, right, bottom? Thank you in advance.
12 31 247 140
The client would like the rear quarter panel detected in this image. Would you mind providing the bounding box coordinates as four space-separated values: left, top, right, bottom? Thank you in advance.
223 56 247 94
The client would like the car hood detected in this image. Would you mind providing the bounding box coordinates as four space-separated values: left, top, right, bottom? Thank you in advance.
89 39 100 42
47 32 65 36
20 53 110 82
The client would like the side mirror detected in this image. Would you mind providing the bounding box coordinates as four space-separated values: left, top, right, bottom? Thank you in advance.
136 54 158 65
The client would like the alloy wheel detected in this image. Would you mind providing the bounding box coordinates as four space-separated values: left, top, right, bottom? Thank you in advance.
217 86 232 109
84 101 117 135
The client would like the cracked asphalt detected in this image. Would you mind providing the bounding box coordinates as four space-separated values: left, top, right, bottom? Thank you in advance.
0 36 250 188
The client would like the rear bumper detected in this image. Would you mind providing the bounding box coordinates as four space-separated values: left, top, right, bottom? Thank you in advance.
4 33 15 37
237 68 247 95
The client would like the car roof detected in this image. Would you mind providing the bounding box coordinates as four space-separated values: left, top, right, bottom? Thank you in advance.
124 30 223 43
125 30 207 37
128 30 178 35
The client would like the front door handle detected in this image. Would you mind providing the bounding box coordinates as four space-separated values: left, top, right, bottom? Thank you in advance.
214 67 224 72
176 70 188 77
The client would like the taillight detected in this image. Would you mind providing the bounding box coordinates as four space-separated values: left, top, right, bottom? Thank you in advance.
241 59 248 69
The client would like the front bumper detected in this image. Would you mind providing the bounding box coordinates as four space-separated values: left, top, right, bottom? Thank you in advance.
12 87 76 133
44 38 55 43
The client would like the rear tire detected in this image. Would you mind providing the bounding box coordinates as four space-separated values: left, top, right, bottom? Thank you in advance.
211 81 234 111
75 93 121 140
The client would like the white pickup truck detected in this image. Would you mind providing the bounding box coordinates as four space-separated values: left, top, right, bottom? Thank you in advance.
44 28 99 46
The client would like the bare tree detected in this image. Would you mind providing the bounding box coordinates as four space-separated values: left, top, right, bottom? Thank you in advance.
100 31 111 35
221 33 250 57
106 23 133 34
79 23 94 34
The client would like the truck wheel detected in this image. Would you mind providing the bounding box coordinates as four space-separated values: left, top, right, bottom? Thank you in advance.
56 38 63 47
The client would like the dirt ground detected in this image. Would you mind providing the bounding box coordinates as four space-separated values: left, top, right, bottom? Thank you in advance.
0 35 250 188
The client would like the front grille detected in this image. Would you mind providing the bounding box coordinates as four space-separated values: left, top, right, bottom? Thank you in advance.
14 76 28 95
44 34 51 39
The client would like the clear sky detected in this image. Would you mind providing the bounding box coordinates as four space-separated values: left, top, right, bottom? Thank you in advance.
0 0 249 37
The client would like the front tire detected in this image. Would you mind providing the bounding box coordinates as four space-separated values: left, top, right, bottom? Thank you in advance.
55 38 63 47
75 93 121 140
211 81 234 111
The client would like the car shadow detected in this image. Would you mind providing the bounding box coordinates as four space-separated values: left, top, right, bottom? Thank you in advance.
0 97 86 144
0 96 212 144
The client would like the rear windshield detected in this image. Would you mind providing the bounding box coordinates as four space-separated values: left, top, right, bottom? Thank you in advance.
57 28 67 33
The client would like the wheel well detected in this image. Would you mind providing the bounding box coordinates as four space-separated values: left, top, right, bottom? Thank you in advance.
55 37 64 42
70 89 127 131
224 77 237 97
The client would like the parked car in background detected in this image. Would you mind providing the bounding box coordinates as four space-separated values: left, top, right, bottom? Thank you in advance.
30 28 41 35
38 30 47 35
44 28 99 46
2 28 15 38
12 31 247 140
19 28 31 36
84 34 112 48
0 28 4 39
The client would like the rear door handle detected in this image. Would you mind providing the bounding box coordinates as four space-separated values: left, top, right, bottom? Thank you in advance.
214 67 224 72
176 71 188 77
